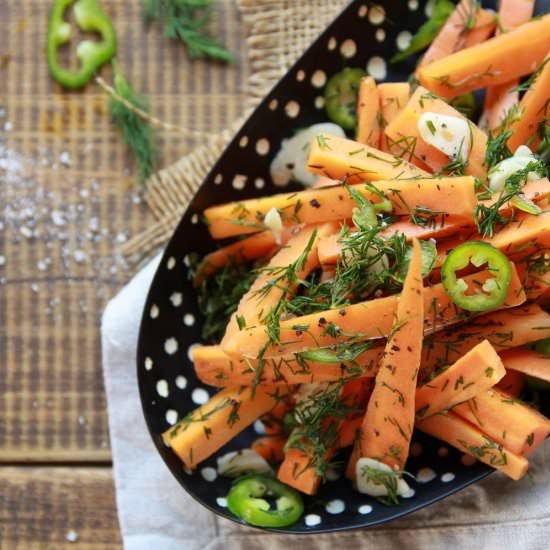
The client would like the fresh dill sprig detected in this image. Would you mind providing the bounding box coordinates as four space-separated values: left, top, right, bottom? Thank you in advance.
474 160 547 237
484 129 513 170
359 465 415 506
143 0 234 62
512 57 550 93
286 381 357 481
189 254 256 341
109 62 158 184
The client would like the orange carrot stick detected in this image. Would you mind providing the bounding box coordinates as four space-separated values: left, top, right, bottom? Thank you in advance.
306 133 429 184
420 303 550 377
205 176 476 240
252 435 287 463
194 230 279 283
385 86 488 178
163 385 290 469
417 411 529 480
192 344 381 387
508 50 550 151
356 76 381 148
360 239 424 469
415 340 506 419
499 348 550 384
378 82 410 153
317 176 550 266
229 264 525 359
480 0 535 130
221 223 336 347
453 388 550 455
418 14 550 98
435 205 550 269
277 377 371 494
419 1 496 67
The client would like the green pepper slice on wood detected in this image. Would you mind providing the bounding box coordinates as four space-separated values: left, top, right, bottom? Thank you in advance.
47 0 117 89
227 474 304 527
324 67 366 130
441 241 512 312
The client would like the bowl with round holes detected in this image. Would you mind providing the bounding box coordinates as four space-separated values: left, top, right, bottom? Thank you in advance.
137 0 549 533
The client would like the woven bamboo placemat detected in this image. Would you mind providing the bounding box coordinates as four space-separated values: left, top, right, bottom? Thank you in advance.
0 0 249 461
121 0 348 262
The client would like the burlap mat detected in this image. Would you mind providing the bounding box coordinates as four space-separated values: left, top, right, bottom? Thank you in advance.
121 0 348 262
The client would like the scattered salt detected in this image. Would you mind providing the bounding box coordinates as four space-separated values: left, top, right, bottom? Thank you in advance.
88 217 99 232
20 226 33 239
51 210 66 226
73 250 87 263
65 530 78 542
59 151 72 167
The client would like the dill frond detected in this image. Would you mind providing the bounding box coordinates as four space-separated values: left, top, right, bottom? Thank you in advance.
143 0 234 62
109 62 158 185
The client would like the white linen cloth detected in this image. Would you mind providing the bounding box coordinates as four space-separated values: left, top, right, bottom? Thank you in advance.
102 256 550 550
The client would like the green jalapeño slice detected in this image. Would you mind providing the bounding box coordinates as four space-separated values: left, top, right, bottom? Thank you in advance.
441 241 512 312
324 67 366 130
227 474 304 528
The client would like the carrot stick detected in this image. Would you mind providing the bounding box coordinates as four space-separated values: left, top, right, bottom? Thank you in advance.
417 411 529 480
229 264 525 359
359 239 424 469
356 76 381 147
499 348 550 384
277 444 335 495
261 399 293 435
385 86 488 178
306 133 429 184
221 223 336 347
479 0 535 130
415 340 506 419
192 344 381 387
378 82 410 153
193 230 279 283
517 256 550 302
418 13 550 98
419 1 496 67
453 388 550 455
163 385 290 469
252 435 287 463
205 176 476 240
508 50 550 151
317 176 550 266
435 205 550 269
420 304 550 377
277 377 371 494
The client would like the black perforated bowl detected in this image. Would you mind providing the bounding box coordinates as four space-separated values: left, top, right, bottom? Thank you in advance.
137 0 548 533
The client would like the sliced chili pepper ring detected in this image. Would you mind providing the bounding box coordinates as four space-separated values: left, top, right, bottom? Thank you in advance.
441 241 512 312
47 0 117 89
226 474 304 527
324 67 366 130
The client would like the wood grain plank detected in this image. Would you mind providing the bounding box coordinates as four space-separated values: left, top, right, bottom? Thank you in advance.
0 466 121 549
0 0 247 461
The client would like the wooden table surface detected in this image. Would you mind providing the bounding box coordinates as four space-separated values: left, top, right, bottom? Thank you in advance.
1 1 248 547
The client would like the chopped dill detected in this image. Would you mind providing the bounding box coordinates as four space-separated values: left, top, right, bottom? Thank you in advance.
143 0 234 62
189 254 256 341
